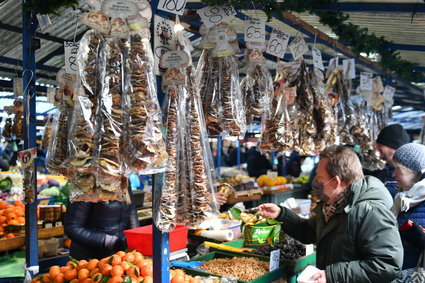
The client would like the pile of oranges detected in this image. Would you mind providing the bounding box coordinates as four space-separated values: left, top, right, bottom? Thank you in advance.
32 251 201 283
0 200 25 239
256 175 287 187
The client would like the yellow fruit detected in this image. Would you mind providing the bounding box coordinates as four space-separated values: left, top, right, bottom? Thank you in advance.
264 177 277 187
276 176 287 185
257 175 268 187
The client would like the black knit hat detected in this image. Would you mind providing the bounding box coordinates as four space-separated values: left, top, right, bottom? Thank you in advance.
376 124 409 149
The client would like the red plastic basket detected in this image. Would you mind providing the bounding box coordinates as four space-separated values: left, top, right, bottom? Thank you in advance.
124 224 188 256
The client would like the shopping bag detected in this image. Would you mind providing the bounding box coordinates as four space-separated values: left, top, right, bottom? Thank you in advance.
398 250 425 283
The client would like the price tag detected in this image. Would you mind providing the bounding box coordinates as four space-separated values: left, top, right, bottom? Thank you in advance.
267 171 278 178
374 76 384 93
13 77 23 97
244 17 265 43
197 4 236 28
360 72 373 91
154 15 175 75
101 0 139 18
311 47 324 71
288 35 308 60
342 58 355 79
383 85 396 102
160 50 189 68
157 0 187 15
270 249 280 272
64 42 79 75
266 28 290 59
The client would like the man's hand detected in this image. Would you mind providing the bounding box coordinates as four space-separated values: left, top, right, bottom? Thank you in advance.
258 203 281 219
310 270 327 283
215 192 227 206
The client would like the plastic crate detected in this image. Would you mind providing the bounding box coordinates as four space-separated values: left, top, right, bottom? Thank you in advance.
183 251 286 283
124 224 188 256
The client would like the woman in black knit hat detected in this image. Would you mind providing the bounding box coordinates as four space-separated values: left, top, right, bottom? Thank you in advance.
391 143 425 270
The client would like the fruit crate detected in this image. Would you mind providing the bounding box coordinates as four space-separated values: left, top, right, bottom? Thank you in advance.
182 251 286 283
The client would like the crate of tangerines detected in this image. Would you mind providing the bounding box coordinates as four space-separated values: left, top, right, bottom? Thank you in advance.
0 200 26 240
32 251 202 283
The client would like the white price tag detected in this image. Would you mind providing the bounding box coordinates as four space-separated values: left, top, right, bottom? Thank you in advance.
267 171 278 178
383 85 396 101
154 15 175 75
360 72 373 91
101 0 139 18
244 17 265 43
157 0 187 15
64 42 79 75
270 249 280 272
342 58 355 79
160 50 189 68
288 35 308 60
197 4 236 28
266 28 290 59
311 47 324 71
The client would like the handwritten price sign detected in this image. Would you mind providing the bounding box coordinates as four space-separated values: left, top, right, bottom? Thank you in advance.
266 28 290 59
197 4 236 28
64 41 79 74
312 47 324 71
289 36 308 60
360 72 373 91
269 249 280 272
157 0 187 15
244 18 265 43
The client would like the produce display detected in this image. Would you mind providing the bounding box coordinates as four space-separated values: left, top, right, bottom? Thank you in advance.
251 234 306 260
0 200 25 239
256 174 287 188
31 250 201 283
199 257 269 281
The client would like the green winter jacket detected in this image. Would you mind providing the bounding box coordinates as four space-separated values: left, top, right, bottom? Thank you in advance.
277 176 403 282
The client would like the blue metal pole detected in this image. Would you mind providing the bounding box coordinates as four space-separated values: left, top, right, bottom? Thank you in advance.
22 6 38 277
271 152 276 167
216 137 222 179
150 0 170 282
236 139 241 168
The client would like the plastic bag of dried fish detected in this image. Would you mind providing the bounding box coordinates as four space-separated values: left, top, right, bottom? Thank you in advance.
67 30 103 172
241 48 273 124
123 31 168 174
42 115 54 150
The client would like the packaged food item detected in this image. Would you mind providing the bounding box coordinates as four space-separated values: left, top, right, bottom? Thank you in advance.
124 32 168 174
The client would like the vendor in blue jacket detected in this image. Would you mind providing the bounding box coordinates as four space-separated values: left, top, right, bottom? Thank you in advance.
259 145 403 283
373 124 410 197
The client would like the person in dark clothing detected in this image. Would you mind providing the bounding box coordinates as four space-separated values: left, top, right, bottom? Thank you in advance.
391 143 425 269
373 124 410 198
246 146 272 178
64 187 139 260
259 145 403 282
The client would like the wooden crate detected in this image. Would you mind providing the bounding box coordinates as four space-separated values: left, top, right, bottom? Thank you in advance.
226 189 263 204
38 226 64 239
0 235 25 251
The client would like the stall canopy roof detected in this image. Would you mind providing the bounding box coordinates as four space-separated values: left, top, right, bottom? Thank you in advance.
0 0 424 127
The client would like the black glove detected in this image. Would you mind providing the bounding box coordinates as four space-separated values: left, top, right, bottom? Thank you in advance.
400 221 425 248
114 233 127 252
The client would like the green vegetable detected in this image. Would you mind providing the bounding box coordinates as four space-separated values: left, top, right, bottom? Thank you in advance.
40 186 60 196
0 177 13 192
229 207 242 220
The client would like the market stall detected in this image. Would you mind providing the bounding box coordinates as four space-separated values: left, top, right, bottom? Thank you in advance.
1 0 425 283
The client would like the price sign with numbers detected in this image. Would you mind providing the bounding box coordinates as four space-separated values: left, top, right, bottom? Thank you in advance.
360 72 373 91
288 36 308 60
157 0 187 15
270 249 280 272
64 41 79 74
266 28 290 59
244 17 265 43
197 4 236 28
312 47 324 71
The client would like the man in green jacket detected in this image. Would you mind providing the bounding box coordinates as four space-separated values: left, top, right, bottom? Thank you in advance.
259 145 403 283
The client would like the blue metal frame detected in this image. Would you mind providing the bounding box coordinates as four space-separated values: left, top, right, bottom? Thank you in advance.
22 7 39 277
0 56 59 73
150 1 171 282
236 139 241 168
